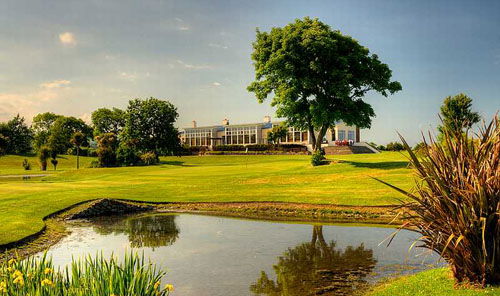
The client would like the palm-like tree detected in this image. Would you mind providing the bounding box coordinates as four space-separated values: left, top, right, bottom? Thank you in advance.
70 132 86 169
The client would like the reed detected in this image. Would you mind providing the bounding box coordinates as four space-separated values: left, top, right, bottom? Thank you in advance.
0 252 173 295
376 116 500 287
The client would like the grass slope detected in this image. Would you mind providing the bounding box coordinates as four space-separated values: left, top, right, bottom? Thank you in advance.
366 268 500 296
0 152 412 245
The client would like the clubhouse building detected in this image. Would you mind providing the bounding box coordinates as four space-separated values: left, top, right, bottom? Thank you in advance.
180 116 367 151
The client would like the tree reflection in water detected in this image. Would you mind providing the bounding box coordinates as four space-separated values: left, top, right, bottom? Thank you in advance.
250 225 377 296
92 214 180 249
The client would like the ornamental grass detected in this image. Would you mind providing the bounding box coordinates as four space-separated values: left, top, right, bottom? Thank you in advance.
0 252 173 295
377 116 499 287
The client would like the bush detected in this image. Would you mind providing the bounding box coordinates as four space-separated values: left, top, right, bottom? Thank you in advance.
140 152 158 166
377 145 386 151
96 133 118 167
0 253 173 296
38 146 51 171
88 160 100 168
116 140 141 166
385 141 404 151
311 149 326 166
22 159 31 170
377 117 500 286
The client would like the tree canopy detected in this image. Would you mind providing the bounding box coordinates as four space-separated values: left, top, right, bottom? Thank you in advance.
0 114 33 154
48 116 92 154
123 97 180 156
31 112 62 149
438 93 481 135
248 17 401 150
91 107 126 136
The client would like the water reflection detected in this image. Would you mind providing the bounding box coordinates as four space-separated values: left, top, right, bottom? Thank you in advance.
250 226 376 296
92 214 180 249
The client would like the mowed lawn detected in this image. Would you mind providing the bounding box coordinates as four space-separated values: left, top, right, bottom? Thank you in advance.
0 152 413 245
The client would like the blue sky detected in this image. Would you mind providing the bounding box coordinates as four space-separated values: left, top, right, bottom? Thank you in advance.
1 0 499 144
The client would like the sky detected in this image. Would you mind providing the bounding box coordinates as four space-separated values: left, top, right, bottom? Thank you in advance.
1 0 499 145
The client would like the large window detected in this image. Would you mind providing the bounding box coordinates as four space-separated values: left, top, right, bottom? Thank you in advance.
338 130 346 141
273 125 308 143
348 130 355 141
224 125 259 145
184 128 213 146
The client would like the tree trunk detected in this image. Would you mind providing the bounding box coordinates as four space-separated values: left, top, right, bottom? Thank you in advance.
314 125 329 152
76 146 80 169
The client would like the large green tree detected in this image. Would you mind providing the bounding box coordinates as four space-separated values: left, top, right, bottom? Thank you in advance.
248 17 401 151
91 107 126 136
31 112 62 150
48 116 92 154
0 114 33 154
123 98 180 156
438 93 481 135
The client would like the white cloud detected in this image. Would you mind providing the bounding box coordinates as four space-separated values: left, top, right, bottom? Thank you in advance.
176 60 212 70
208 43 228 50
59 32 76 46
119 72 137 81
174 17 190 31
212 82 221 86
40 80 71 89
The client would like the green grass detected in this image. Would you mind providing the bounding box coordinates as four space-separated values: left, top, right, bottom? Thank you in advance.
366 268 500 296
0 152 413 245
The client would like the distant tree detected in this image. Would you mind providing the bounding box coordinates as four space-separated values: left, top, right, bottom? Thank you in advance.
123 98 180 157
48 116 92 154
31 112 62 150
91 107 126 136
248 17 401 151
438 93 481 136
385 142 404 151
267 124 288 145
38 146 51 171
0 115 33 154
96 133 118 167
70 132 86 169
0 134 7 156
50 149 58 171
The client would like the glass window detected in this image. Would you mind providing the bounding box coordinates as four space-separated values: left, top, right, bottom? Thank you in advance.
348 130 355 141
338 130 346 141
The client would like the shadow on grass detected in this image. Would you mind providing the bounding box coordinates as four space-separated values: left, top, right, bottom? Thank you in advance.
159 160 198 167
342 160 409 170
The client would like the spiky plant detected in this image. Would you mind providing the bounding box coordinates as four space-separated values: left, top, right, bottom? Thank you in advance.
376 116 499 287
0 252 174 295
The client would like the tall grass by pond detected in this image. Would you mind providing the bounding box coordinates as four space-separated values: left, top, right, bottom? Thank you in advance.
0 252 173 295
377 117 500 287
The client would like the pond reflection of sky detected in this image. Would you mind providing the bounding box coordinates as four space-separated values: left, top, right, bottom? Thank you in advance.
41 214 441 296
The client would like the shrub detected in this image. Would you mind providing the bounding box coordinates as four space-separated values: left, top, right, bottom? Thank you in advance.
117 139 141 166
88 160 100 168
376 117 500 286
377 145 386 151
50 158 58 170
22 159 31 170
311 149 326 166
96 133 118 167
38 146 51 171
140 152 158 165
0 253 173 295
385 141 404 151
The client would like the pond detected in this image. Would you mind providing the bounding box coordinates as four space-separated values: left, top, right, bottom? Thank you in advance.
41 213 440 296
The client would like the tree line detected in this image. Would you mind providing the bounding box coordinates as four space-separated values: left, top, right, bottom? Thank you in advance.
0 97 180 169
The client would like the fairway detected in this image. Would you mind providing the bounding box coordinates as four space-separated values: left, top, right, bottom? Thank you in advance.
0 152 412 245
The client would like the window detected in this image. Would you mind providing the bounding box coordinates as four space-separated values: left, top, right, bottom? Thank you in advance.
348 130 355 141
224 125 259 145
184 128 213 146
338 130 346 141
